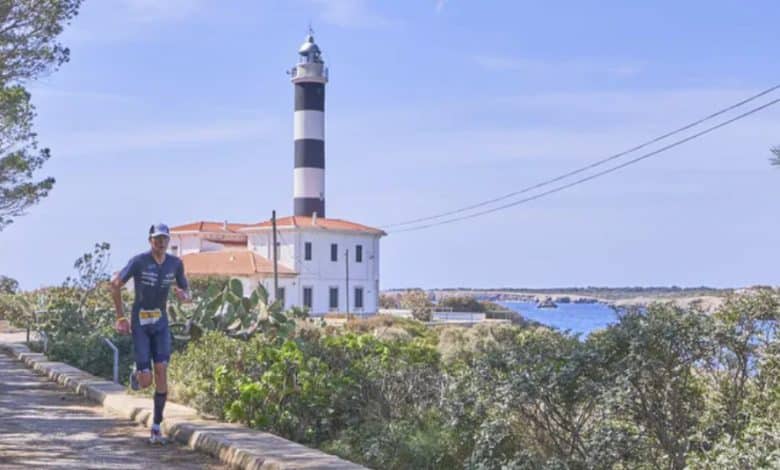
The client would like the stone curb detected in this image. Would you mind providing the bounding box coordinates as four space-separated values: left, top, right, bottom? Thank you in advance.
0 342 365 470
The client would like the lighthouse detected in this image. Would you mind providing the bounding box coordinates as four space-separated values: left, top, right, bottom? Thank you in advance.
170 31 386 315
290 31 328 217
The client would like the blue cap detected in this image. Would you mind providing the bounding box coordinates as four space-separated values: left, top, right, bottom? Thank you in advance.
149 223 170 238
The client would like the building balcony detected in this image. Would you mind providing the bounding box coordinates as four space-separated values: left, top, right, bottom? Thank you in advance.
290 63 328 83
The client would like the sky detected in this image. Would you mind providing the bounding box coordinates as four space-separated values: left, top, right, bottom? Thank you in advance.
1 0 779 290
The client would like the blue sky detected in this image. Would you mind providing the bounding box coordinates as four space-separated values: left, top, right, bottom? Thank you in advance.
2 0 779 290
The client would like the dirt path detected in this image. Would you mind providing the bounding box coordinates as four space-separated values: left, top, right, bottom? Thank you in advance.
0 352 227 469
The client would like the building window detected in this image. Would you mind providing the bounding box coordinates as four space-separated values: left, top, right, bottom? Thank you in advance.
276 287 285 307
356 245 363 263
170 245 179 255
355 287 364 309
331 243 338 262
304 242 312 261
329 287 339 310
303 287 313 309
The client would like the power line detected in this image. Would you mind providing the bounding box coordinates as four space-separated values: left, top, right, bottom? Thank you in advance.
382 84 780 229
390 97 780 234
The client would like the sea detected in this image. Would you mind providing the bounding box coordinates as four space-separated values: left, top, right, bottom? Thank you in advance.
499 301 619 336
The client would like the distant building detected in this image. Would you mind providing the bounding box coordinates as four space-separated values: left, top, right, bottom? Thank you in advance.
169 32 386 314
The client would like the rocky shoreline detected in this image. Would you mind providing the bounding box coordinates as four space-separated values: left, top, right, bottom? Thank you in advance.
428 290 729 313
476 292 603 306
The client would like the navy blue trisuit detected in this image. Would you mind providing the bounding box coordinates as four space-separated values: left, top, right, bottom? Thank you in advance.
119 251 188 371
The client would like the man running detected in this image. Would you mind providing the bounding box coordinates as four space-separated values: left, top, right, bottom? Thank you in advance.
111 223 190 444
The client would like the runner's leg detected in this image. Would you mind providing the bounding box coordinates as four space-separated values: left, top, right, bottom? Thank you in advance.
131 325 153 388
150 327 171 427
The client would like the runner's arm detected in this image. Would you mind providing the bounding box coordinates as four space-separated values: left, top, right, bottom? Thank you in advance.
112 257 138 319
110 273 126 319
174 259 191 302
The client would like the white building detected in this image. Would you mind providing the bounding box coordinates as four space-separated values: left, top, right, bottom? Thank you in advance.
169 33 386 315
169 218 384 314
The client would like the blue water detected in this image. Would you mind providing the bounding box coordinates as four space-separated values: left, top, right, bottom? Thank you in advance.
500 301 618 336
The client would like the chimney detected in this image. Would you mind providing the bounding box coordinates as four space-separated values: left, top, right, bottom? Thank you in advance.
223 220 228 231
312 211 318 225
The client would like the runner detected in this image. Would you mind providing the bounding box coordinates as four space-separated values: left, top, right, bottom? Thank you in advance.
111 223 190 444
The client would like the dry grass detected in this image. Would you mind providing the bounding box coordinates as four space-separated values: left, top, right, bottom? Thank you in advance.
434 322 522 363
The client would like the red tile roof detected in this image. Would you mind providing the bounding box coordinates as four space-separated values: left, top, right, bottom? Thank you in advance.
202 238 247 246
242 216 386 236
170 221 249 234
181 250 295 277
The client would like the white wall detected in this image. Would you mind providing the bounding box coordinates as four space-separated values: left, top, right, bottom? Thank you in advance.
373 236 381 310
255 276 299 311
247 233 265 255
171 235 201 255
294 230 380 314
247 231 297 268
201 239 225 252
247 229 381 314
178 227 381 315
230 276 298 311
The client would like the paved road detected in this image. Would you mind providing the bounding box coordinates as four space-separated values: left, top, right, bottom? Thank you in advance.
0 352 227 469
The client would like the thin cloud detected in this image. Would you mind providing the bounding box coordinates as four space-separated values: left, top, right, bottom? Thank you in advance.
120 0 207 23
329 87 780 172
436 0 448 13
472 55 645 79
54 116 283 156
29 86 137 104
490 88 768 119
65 0 212 44
307 0 398 28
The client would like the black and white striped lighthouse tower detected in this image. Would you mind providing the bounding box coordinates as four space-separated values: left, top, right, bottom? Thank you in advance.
290 31 328 217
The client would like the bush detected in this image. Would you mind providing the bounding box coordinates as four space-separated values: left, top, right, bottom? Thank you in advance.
168 325 446 468
379 293 399 309
343 314 433 340
0 291 34 328
33 283 138 384
322 413 458 470
438 295 484 312
399 290 433 321
15 248 780 470
168 331 267 419
0 275 19 295
223 338 357 443
48 331 135 383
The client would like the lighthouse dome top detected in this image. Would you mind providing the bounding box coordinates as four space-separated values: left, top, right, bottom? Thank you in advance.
298 34 321 57
290 30 328 84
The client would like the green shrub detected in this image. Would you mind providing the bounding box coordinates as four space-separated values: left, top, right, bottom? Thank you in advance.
48 331 134 383
438 295 484 312
168 326 448 468
222 339 356 443
322 413 458 470
19 253 780 470
168 331 267 418
343 314 434 340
